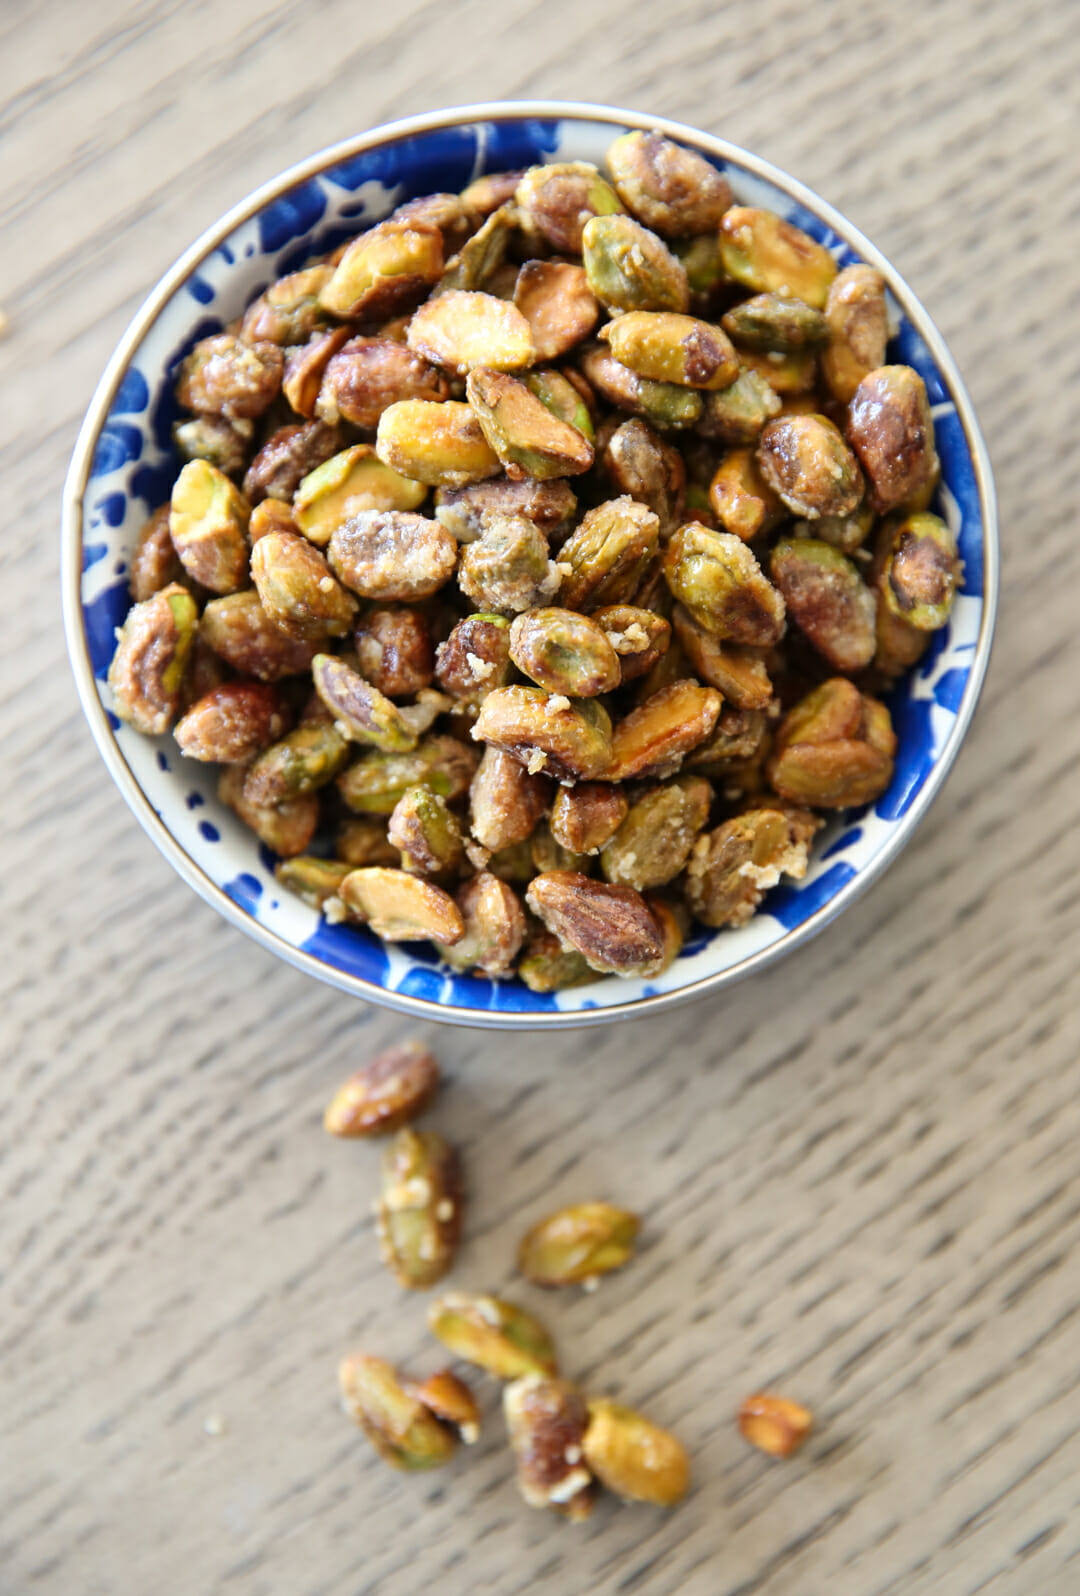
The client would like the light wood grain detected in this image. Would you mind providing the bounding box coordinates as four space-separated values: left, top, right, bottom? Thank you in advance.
3 1 1080 1591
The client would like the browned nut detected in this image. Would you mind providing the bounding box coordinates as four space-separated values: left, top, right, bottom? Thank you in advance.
250 529 357 641
403 1369 481 1443
769 537 877 672
323 1041 440 1137
388 785 465 876
582 215 690 315
550 782 628 856
600 311 739 390
315 336 449 428
328 511 457 601
466 367 594 480
296 442 427 547
672 605 774 710
129 504 185 601
249 498 299 543
318 218 443 319
376 398 502 489
240 265 332 344
336 816 401 868
436 613 512 700
169 460 250 594
218 763 319 858
174 413 252 479
509 608 621 698
458 513 563 614
282 325 352 416
108 584 197 735
461 169 525 217
663 523 785 646
845 365 938 513
434 476 577 546
719 208 836 308
757 414 864 519
767 678 896 808
525 872 665 978
737 1393 813 1457
355 606 435 698
513 261 600 361
684 806 818 927
583 1397 690 1505
592 604 672 684
601 775 713 891
822 265 888 402
390 191 476 254
601 419 686 539
200 590 319 681
472 688 613 784
242 420 342 505
243 721 349 805
504 1375 594 1520
607 130 732 236
407 289 535 374
377 1127 463 1289
176 334 283 419
738 345 819 397
338 1353 457 1471
469 745 552 853
515 161 623 251
518 1202 639 1286
174 681 290 763
339 867 466 944
557 496 660 612
605 680 723 781
708 447 785 541
434 871 527 976
311 654 418 751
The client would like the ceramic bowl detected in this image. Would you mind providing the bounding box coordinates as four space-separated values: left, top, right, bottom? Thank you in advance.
62 101 998 1028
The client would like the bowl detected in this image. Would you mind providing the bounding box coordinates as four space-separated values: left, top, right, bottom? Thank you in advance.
62 100 998 1029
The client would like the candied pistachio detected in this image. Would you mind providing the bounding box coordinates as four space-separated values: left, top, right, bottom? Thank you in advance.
341 867 465 946
685 806 818 927
770 537 876 671
509 608 621 698
708 447 785 541
601 775 712 891
593 604 671 685
518 930 596 992
376 398 501 488
530 822 592 877
130 504 185 601
515 162 622 252
319 218 443 318
664 523 785 645
241 265 331 345
242 721 348 804
391 192 476 254
315 335 450 429
218 763 319 857
518 1202 639 1287
458 513 562 614
846 365 938 514
605 680 723 781
874 588 929 678
174 681 290 763
250 529 357 640
336 815 400 867
719 207 837 307
672 231 728 296
249 497 298 544
355 606 435 698
437 202 516 294
473 687 612 784
822 264 888 403
388 786 465 877
600 311 739 390
583 1398 690 1505
324 1040 439 1137
757 414 863 519
513 260 599 361
602 419 685 538
466 368 593 480
607 130 732 237
338 734 478 814
311 654 416 750
176 333 283 419
282 325 352 417
436 613 512 699
428 1292 558 1381
328 510 456 602
525 872 665 978
578 343 703 430
582 214 689 314
173 414 251 479
404 1369 481 1443
645 893 689 972
524 369 595 441
738 344 819 396
461 169 524 216
108 583 197 734
434 871 527 976
407 290 534 375
721 293 828 352
274 855 351 910
793 497 874 555
880 511 960 630
738 1393 813 1458
435 476 577 545
686 704 769 769
169 459 250 594
504 1375 594 1520
486 839 536 883
558 496 660 611
242 420 342 506
294 446 427 547
767 678 896 808
200 590 318 680
696 367 782 444
672 605 773 710
550 782 628 856
339 1353 457 1471
469 745 551 853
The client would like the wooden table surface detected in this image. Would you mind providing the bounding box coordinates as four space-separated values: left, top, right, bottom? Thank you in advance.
4 2 1080 1591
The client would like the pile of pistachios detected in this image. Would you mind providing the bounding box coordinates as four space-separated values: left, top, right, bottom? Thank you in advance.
108 129 961 986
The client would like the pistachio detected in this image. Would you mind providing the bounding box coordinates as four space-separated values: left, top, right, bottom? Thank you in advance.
339 1353 457 1471
338 734 478 814
176 333 283 419
524 368 595 441
404 1369 481 1442
722 292 828 352
274 855 352 910
169 459 250 593
486 839 537 884
513 260 599 361
792 496 874 555
525 872 665 977
458 513 563 614
880 511 960 630
341 867 465 946
600 311 738 390
351 606 433 699
178 630 230 710
434 871 527 976
241 265 332 345
607 130 732 237
108 583 197 734
319 218 443 319
391 192 476 254
336 815 401 868
822 264 888 403
584 1397 690 1505
696 368 782 444
327 510 457 602
767 678 896 807
218 763 319 858
473 687 613 783
200 590 319 681
671 231 728 296
388 785 465 877
323 1040 440 1137
515 161 622 252
437 202 516 294
672 605 774 710
407 289 535 374
509 608 621 697
738 344 819 396
248 497 298 544
428 1292 558 1382
518 930 596 992
737 1392 813 1457
846 365 939 513
768 537 875 671
708 447 786 541
557 496 660 611
242 419 343 506
242 721 349 805
129 504 185 602
550 782 628 856
686 704 770 771
645 892 689 972
294 447 427 546
465 368 593 479
434 476 577 545
757 414 863 519
582 214 690 314
435 613 512 700
314 336 449 430
376 1126 463 1288
530 821 593 877
602 775 712 891
174 681 290 763
469 745 551 853
250 529 357 640
605 680 723 782
173 414 252 478
601 419 686 539
578 343 703 430
460 169 524 216
504 1375 594 1520
376 398 501 488
663 523 785 645
518 1202 639 1287
282 325 353 417
874 588 930 678
311 654 416 750
719 207 836 307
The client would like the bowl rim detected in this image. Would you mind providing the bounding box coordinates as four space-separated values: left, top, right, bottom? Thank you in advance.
62 98 999 1030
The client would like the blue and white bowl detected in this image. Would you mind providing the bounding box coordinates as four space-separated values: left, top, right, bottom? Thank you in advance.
62 102 998 1028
